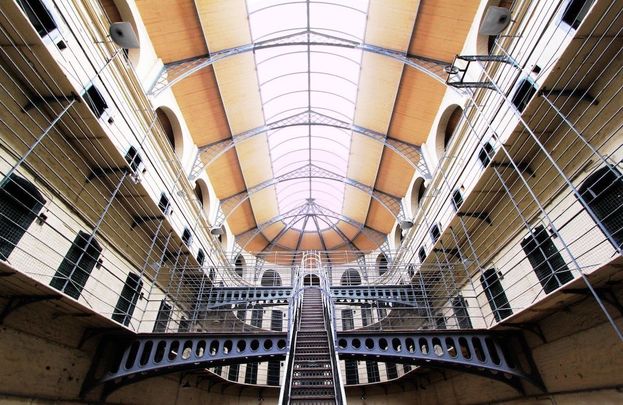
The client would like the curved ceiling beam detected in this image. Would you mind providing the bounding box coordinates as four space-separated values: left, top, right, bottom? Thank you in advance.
236 201 387 252
149 30 451 97
188 109 430 180
215 163 405 225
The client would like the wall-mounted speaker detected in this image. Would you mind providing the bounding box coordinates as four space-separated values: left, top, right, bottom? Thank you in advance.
479 6 512 36
109 22 139 49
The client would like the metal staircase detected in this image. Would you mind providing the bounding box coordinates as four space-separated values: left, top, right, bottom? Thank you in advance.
280 252 344 404
290 288 336 404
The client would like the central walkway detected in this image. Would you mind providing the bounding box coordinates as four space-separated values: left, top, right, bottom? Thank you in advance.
289 288 337 404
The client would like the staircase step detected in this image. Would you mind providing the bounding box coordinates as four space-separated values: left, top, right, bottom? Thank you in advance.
286 288 339 404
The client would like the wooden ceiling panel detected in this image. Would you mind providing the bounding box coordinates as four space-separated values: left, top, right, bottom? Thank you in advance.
213 54 264 134
336 221 360 241
354 54 404 133
353 233 379 251
365 0 419 51
245 233 269 252
342 185 372 224
249 186 279 224
347 134 384 186
321 230 345 249
195 0 251 52
277 230 301 250
235 134 274 187
375 150 415 197
261 222 285 241
389 69 445 144
300 234 323 251
205 149 245 198
226 200 256 234
173 68 230 145
408 0 480 62
136 0 207 63
366 200 395 234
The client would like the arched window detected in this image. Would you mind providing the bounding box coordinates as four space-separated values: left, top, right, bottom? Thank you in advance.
155 107 183 159
261 269 282 286
194 179 211 216
340 269 361 286
435 105 464 160
410 177 426 215
444 106 463 149
234 254 245 278
376 253 388 276
0 174 46 260
578 165 623 248
393 225 403 248
50 231 102 300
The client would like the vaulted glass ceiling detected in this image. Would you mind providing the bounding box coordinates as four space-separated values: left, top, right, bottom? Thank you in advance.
247 0 369 231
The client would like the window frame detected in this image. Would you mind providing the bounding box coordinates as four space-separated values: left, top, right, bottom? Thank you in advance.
112 272 143 326
17 0 58 38
521 225 573 294
478 141 495 167
50 230 102 300
480 268 512 322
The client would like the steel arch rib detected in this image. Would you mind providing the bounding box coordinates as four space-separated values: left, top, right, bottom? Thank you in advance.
217 163 404 223
149 30 450 97
235 202 387 252
189 110 429 180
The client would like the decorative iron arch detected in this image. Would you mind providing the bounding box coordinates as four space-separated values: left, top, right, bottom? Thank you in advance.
216 163 405 226
189 110 430 181
150 30 451 96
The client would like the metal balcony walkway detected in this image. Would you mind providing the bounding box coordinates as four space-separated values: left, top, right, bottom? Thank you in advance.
289 288 337 404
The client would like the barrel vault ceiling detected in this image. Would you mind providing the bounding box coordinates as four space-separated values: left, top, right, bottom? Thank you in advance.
135 0 480 256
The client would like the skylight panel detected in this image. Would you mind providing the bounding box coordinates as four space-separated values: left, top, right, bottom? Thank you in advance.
248 3 306 41
310 2 367 40
247 0 369 232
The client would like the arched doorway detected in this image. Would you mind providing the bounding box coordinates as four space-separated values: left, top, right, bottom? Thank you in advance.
303 274 320 286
